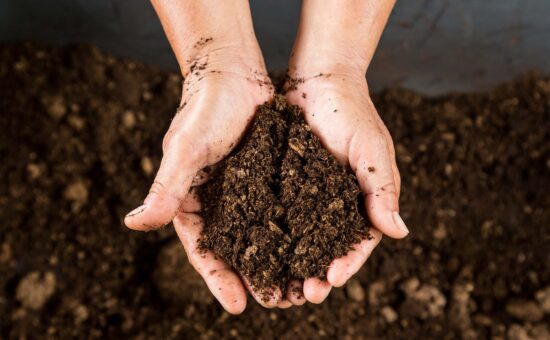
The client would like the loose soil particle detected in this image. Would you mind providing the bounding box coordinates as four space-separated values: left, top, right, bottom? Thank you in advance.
0 43 549 339
198 96 369 293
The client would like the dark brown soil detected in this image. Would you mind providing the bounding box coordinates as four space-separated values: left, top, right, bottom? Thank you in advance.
199 96 369 292
1 43 549 339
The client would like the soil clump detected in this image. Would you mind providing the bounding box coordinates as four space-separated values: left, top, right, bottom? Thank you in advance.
199 96 369 292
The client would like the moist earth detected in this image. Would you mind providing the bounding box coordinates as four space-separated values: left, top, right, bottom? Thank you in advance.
199 96 369 293
0 43 549 339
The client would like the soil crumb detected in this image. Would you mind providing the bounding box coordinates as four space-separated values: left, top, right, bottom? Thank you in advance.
199 95 369 292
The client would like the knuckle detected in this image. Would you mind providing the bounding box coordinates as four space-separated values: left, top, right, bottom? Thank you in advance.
379 181 398 194
172 132 207 165
162 131 207 170
393 165 401 179
162 130 173 153
169 130 187 147
394 171 402 189
148 181 167 197
374 131 389 149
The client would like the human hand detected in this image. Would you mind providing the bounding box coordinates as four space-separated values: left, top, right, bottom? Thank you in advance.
124 45 283 313
284 68 409 303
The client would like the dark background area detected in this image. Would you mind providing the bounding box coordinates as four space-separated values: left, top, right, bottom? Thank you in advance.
2 0 550 94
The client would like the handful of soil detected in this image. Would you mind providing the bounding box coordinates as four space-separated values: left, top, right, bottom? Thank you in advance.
198 95 371 294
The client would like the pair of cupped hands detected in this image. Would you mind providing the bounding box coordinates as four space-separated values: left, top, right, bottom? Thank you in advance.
124 46 409 314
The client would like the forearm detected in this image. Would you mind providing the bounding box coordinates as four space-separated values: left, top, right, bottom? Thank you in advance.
151 0 265 76
289 0 395 76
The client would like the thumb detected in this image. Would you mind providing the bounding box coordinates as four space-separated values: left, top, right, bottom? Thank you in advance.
351 132 409 239
125 135 201 231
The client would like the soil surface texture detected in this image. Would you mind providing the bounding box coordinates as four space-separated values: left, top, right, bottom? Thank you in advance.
0 43 549 339
199 96 369 293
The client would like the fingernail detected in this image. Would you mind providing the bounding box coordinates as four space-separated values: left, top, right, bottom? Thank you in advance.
392 212 409 234
126 204 147 217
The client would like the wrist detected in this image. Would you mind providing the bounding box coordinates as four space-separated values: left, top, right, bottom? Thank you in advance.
180 38 266 78
288 50 368 86
151 0 266 77
288 0 395 80
288 44 368 80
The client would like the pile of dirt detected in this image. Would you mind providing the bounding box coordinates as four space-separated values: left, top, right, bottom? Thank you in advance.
0 43 548 339
199 96 369 293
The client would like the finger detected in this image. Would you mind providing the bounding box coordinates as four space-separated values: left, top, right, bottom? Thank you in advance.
242 277 283 309
371 110 401 198
349 131 409 239
125 133 201 231
327 228 383 287
303 277 332 304
287 280 306 306
180 188 201 213
381 133 401 199
173 213 247 315
277 299 292 309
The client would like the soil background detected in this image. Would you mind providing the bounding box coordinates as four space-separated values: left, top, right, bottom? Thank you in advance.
0 43 549 339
